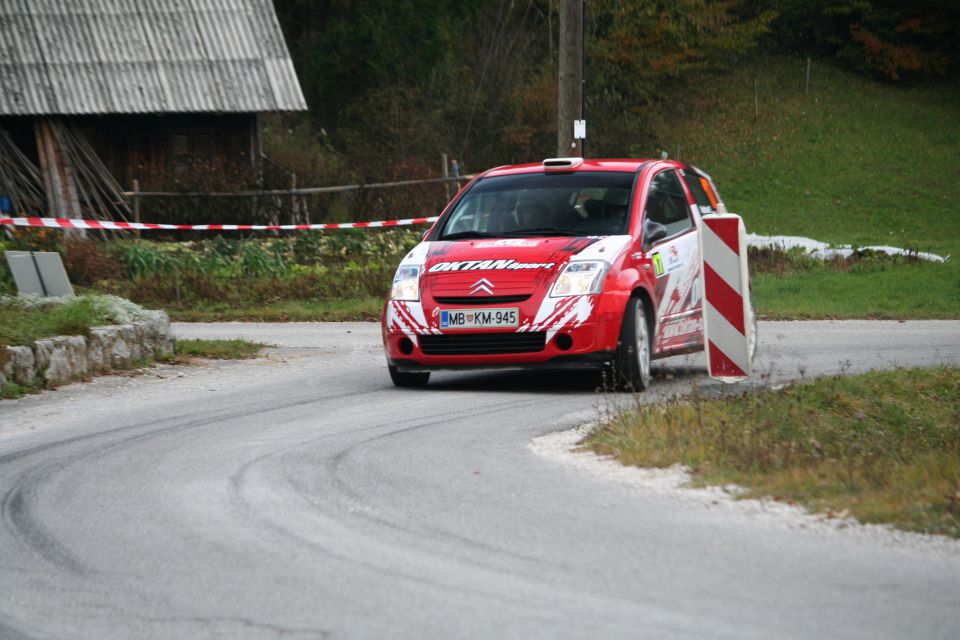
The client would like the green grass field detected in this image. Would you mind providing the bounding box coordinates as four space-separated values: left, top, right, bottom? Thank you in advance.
656 57 960 318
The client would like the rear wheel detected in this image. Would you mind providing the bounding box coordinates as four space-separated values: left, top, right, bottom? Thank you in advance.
615 296 652 391
388 365 430 388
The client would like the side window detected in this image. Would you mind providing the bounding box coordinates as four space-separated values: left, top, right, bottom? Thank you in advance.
681 168 717 215
645 170 693 238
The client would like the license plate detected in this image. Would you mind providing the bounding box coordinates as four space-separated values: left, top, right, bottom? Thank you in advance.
440 308 519 329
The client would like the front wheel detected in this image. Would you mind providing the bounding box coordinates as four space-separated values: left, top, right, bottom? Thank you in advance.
388 365 430 388
615 296 652 391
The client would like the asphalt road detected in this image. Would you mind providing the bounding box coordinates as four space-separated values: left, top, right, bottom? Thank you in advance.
0 320 958 639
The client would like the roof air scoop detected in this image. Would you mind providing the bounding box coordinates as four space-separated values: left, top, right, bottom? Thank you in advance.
542 157 584 170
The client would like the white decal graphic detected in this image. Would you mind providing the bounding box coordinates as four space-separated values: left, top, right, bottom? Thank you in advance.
386 300 439 342
429 259 554 273
521 295 596 341
474 239 540 248
661 317 703 340
574 235 631 262
399 242 430 267
657 237 701 321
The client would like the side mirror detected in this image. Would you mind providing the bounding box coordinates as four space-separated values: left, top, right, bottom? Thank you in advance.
421 228 430 240
642 219 668 251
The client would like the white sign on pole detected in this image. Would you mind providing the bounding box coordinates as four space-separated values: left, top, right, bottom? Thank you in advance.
573 120 586 139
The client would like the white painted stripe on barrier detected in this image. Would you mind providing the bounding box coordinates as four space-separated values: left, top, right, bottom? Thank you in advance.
705 300 751 375
701 222 741 291
0 215 441 231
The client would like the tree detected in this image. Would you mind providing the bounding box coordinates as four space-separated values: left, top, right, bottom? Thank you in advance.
749 0 960 80
586 0 775 154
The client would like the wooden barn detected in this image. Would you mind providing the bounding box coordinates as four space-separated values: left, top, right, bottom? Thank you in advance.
0 0 306 220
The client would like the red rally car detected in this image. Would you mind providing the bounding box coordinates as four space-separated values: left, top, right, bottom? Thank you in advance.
382 157 753 388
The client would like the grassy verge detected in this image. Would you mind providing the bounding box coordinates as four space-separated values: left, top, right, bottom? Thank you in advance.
1 297 120 346
164 296 383 322
0 294 162 346
586 367 960 538
0 295 265 399
1 382 31 400
656 56 960 319
165 338 265 361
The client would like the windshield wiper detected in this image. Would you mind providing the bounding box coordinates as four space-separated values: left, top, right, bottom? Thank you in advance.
501 227 582 237
439 230 500 240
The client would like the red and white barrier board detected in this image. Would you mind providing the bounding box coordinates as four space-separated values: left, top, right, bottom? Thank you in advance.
0 215 439 232
699 214 753 382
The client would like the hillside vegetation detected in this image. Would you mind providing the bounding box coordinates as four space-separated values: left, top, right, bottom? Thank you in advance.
656 57 959 318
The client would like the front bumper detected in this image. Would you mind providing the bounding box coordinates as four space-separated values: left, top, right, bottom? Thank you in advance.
382 316 622 371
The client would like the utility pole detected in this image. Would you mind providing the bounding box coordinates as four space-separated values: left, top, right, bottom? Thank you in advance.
557 0 583 157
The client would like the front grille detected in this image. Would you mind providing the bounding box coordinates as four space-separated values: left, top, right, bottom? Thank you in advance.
419 332 546 355
433 294 531 306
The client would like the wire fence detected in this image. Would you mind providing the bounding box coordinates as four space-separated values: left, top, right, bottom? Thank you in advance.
123 169 473 230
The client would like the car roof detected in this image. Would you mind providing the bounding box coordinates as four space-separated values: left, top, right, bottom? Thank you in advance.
483 158 670 178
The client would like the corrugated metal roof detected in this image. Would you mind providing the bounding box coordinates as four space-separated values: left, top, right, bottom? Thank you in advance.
0 0 306 115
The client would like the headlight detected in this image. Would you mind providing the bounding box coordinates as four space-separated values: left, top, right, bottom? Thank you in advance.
550 261 610 297
390 265 421 301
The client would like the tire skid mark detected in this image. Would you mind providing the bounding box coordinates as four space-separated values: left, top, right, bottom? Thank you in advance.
226 397 597 610
136 614 330 639
0 386 382 579
0 384 371 466
228 402 544 596
0 619 34 640
322 399 578 568
2 465 95 576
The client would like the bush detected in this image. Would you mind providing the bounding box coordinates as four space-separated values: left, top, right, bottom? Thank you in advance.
63 239 123 286
5 227 62 253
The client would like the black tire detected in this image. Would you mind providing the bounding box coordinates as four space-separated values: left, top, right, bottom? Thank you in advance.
615 296 652 391
388 365 430 388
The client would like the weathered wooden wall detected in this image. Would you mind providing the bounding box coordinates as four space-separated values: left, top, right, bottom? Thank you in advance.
79 114 259 190
1 113 258 194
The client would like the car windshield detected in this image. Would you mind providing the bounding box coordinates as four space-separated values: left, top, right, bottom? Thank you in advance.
438 171 635 240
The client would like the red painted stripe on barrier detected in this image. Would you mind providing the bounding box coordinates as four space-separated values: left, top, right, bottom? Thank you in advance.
703 262 745 334
0 215 440 231
708 340 746 378
705 218 740 255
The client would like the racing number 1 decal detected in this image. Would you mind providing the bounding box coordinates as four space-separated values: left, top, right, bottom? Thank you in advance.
652 252 665 277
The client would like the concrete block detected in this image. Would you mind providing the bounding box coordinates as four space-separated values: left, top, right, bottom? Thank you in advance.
6 345 37 386
36 335 88 386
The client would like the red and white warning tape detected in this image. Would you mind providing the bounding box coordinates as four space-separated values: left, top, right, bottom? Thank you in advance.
699 214 753 382
0 215 439 231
